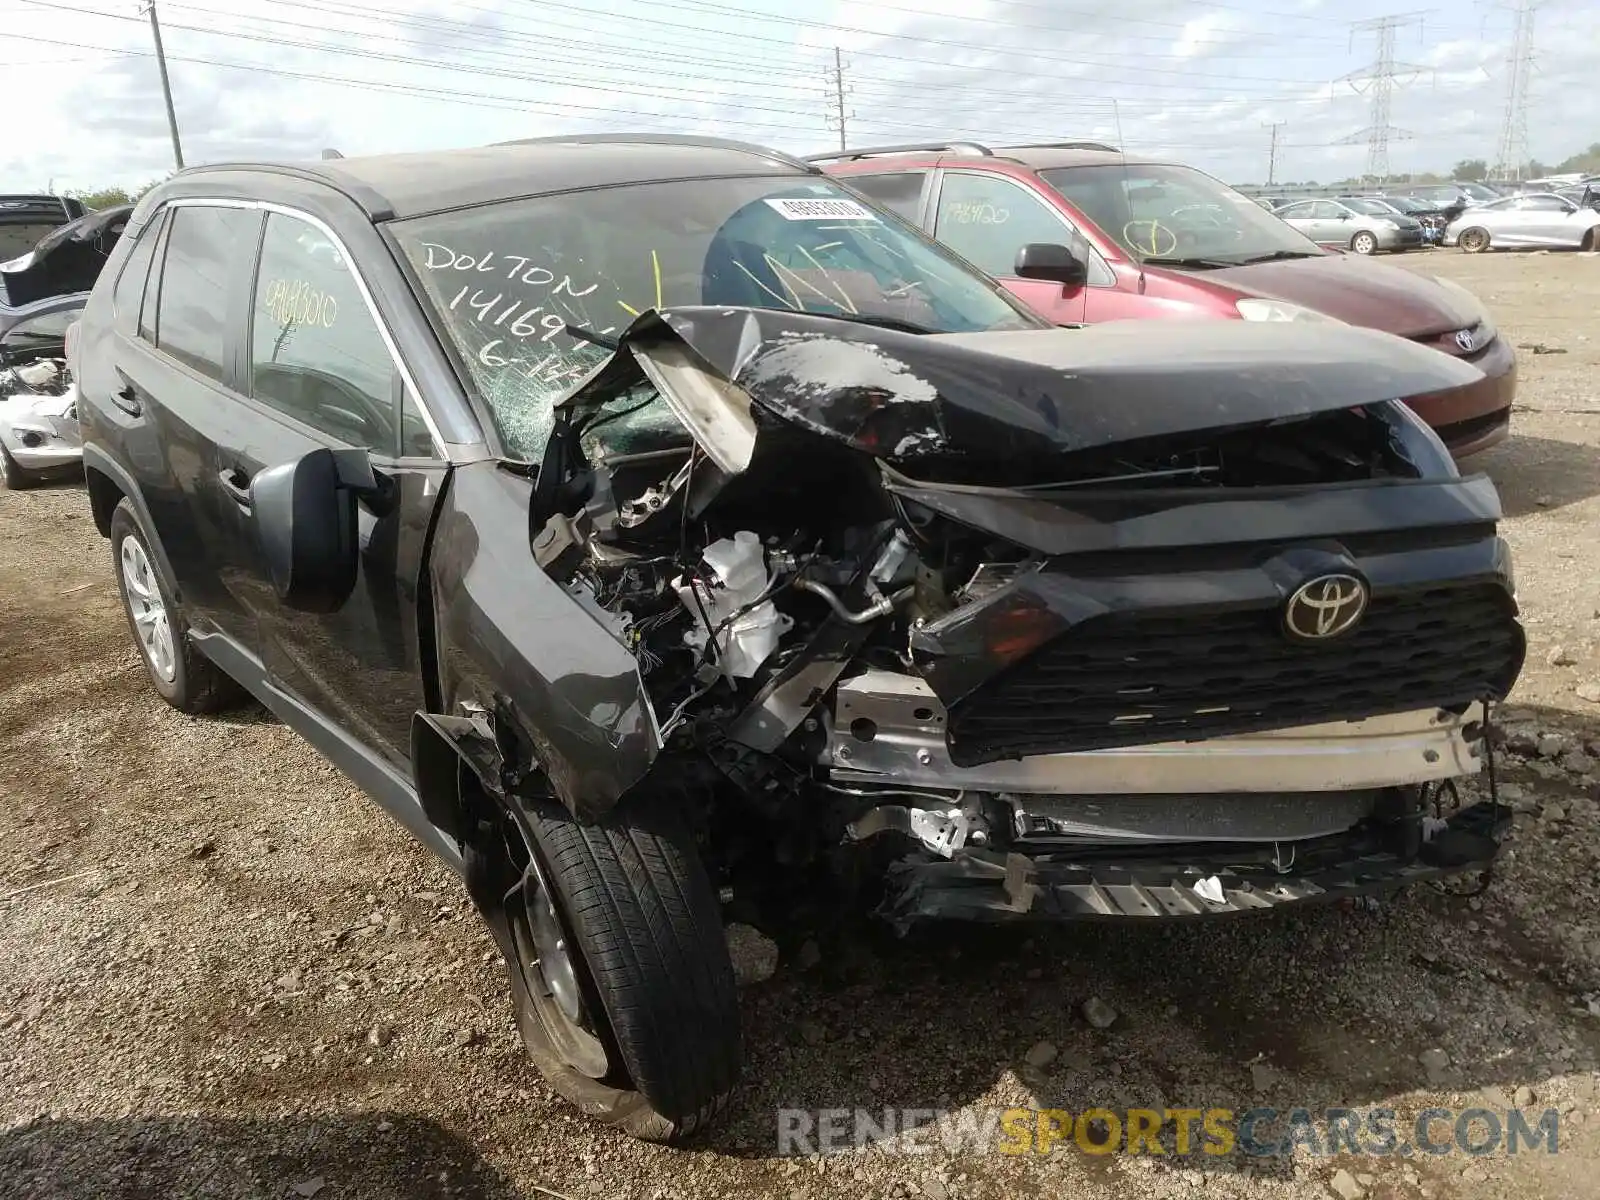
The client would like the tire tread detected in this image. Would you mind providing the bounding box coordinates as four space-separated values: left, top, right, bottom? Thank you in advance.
532 794 741 1138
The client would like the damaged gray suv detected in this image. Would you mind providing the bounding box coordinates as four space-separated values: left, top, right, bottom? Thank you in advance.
71 135 1525 1141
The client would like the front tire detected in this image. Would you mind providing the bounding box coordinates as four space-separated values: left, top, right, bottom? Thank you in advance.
109 498 244 714
1350 231 1378 255
1458 227 1491 254
0 444 33 490
503 790 742 1142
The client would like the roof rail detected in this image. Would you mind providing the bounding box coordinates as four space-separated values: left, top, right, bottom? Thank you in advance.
803 141 994 163
1006 141 1122 153
488 132 817 173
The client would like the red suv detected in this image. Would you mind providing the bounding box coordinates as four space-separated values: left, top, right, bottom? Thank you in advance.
819 142 1515 457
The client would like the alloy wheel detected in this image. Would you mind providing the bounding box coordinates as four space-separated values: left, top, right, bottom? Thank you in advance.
508 853 612 1080
120 536 177 683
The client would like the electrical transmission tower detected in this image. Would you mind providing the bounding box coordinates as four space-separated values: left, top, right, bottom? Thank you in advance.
1337 13 1429 183
1262 121 1287 184
824 47 855 152
1493 0 1539 179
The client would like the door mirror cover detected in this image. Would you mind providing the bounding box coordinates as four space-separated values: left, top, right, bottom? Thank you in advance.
1014 241 1088 286
251 446 368 613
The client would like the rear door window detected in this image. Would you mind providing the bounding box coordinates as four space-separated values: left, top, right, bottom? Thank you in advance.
842 172 928 224
248 212 405 455
113 208 167 336
155 205 258 380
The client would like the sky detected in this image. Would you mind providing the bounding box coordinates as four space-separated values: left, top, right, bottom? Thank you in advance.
1 0 1596 194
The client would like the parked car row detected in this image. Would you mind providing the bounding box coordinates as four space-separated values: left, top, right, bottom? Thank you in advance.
59 132 1527 1143
1269 196 1431 253
822 141 1513 455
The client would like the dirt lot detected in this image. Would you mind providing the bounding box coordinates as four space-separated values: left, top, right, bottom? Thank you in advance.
3 250 1599 1200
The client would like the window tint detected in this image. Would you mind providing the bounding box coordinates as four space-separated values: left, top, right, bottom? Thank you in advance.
156 205 256 379
250 213 401 454
113 209 166 336
933 174 1072 277
844 172 927 223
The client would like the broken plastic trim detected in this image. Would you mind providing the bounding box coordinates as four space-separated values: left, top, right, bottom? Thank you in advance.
877 798 1509 928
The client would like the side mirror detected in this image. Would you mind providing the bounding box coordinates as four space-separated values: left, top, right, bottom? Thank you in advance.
251 447 384 613
1014 241 1088 286
1338 212 1352 220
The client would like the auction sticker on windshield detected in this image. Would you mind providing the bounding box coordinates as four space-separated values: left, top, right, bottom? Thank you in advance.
764 197 878 221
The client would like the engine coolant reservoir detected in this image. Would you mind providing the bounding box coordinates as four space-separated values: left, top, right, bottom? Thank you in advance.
674 530 793 679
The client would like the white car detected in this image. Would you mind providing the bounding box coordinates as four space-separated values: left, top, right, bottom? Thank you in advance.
1445 192 1600 252
0 360 81 488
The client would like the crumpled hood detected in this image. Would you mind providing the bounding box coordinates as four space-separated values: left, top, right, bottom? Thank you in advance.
1203 254 1482 339
579 306 1484 469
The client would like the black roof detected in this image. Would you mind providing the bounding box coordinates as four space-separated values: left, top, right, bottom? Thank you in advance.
175 134 820 222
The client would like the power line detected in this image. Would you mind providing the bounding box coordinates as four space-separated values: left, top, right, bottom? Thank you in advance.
1335 12 1430 182
1493 0 1539 178
1262 120 1287 184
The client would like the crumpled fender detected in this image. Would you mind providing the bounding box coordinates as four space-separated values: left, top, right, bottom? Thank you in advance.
429 462 660 822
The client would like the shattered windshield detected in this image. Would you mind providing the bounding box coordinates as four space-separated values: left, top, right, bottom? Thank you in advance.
393 175 1040 460
1039 163 1324 264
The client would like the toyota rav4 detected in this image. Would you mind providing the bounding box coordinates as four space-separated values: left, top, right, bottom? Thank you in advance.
72 135 1525 1141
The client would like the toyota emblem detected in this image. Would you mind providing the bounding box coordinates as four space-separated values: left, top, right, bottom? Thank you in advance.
1284 574 1369 642
1454 328 1477 353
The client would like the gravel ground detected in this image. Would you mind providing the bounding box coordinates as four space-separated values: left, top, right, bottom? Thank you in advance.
3 249 1600 1200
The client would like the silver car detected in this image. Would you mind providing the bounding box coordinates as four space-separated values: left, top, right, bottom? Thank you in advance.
1273 197 1426 255
1446 192 1600 252
0 360 81 488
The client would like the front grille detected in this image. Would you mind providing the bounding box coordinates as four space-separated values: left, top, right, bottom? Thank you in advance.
946 584 1523 765
1411 322 1492 361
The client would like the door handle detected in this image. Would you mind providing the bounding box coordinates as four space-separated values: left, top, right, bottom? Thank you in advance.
218 466 254 510
111 369 143 416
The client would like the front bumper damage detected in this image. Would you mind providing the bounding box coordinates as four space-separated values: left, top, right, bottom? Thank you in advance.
524 304 1526 931
876 797 1507 926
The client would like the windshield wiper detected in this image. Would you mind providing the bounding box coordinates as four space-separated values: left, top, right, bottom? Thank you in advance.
1232 250 1324 264
1140 255 1239 269
563 322 619 351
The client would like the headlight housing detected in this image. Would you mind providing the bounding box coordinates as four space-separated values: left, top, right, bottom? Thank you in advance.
1234 298 1341 323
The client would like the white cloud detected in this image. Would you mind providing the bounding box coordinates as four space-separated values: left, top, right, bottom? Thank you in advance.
1170 13 1249 61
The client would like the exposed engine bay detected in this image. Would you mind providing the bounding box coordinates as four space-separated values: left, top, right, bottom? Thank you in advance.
522 306 1526 927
